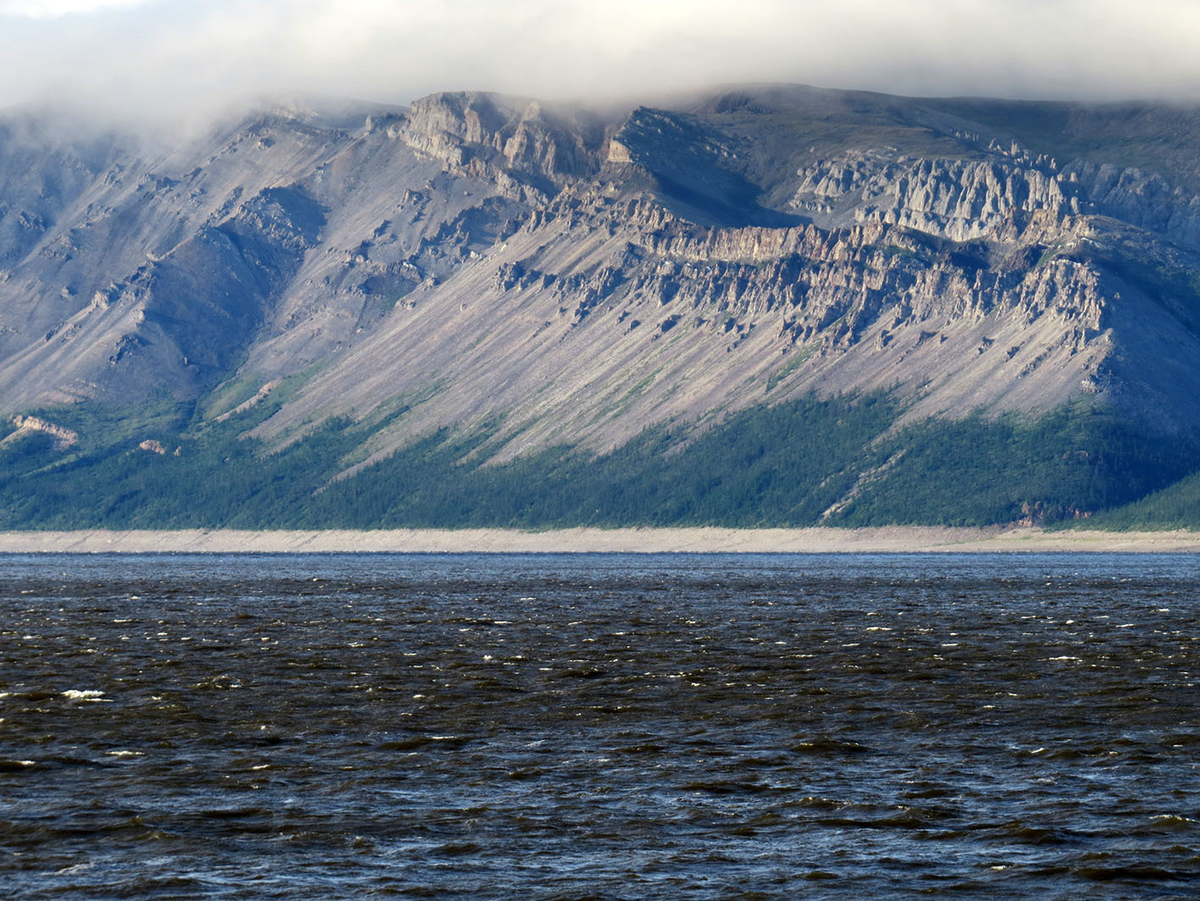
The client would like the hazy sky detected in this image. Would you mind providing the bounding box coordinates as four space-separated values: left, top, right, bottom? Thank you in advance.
1 0 1198 123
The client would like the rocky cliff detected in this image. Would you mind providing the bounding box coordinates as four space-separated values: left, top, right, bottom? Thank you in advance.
2 84 1200 475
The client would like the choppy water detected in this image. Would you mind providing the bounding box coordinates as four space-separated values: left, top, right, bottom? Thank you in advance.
2 552 1199 899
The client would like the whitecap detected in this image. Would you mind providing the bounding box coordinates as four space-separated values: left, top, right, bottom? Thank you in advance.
55 863 94 876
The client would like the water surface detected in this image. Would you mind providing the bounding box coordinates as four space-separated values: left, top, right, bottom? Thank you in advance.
2 553 1198 898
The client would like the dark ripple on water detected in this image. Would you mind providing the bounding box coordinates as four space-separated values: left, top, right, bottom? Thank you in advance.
1 552 1199 898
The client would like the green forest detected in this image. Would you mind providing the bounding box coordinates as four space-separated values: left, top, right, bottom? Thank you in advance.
2 389 1197 531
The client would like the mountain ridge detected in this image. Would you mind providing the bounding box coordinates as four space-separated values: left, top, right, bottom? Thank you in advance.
3 84 1200 527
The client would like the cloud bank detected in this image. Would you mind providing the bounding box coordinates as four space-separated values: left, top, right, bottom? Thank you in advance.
0 0 149 16
1 0 1198 124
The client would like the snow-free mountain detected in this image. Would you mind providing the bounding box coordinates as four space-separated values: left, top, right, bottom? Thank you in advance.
4 85 1200 528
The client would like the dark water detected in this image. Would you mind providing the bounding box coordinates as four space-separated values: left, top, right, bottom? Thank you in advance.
2 553 1199 899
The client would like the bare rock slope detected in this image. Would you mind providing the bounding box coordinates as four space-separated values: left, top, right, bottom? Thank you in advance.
3 86 1200 468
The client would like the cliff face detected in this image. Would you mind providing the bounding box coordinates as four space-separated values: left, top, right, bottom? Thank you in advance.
2 85 1200 467
397 92 607 187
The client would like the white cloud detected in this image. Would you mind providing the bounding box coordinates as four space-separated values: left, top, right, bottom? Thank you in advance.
0 0 154 17
0 0 1197 126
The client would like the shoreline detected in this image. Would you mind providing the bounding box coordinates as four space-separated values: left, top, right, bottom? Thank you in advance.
1 526 1200 554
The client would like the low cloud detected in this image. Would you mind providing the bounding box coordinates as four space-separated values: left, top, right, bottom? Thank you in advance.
0 0 151 16
1 0 1198 126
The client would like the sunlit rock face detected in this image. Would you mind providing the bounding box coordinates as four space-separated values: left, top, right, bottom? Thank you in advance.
3 85 1200 462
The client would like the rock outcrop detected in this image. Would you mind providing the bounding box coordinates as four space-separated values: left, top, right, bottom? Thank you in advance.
9 415 78 448
395 92 607 200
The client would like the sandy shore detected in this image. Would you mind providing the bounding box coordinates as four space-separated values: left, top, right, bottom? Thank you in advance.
1 526 1199 554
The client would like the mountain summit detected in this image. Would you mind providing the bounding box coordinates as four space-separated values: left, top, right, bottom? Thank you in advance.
4 85 1200 528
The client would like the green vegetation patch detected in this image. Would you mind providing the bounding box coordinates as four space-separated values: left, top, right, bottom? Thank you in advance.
1086 469 1200 530
1 393 1196 530
308 392 898 529
831 408 1197 527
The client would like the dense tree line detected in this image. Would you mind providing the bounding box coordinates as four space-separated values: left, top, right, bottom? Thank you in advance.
1 392 1196 530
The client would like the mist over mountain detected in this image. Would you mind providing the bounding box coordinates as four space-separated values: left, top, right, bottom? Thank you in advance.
4 83 1200 529
4 1 1200 123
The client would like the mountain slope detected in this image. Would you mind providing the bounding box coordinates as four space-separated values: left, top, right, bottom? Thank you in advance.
3 85 1200 527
